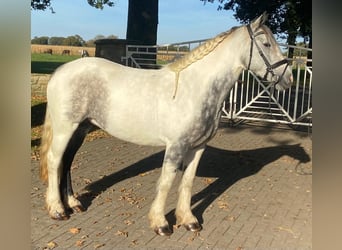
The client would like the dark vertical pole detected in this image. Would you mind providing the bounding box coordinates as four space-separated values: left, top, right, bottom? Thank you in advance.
126 0 159 68
126 0 158 45
307 34 312 67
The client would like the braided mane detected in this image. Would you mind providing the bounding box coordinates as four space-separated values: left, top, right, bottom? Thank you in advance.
167 26 238 98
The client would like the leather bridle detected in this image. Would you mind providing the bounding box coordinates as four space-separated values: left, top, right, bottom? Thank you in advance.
246 24 289 86
246 24 292 124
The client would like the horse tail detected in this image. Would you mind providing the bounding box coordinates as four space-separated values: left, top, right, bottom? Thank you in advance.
40 105 53 183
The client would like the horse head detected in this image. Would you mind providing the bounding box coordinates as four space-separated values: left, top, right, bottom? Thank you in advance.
246 13 293 91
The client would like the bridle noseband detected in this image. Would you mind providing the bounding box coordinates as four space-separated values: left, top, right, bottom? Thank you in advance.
246 24 289 85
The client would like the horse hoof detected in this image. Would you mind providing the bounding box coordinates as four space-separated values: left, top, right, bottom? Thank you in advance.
72 205 85 213
51 211 69 220
154 225 173 236
184 222 202 232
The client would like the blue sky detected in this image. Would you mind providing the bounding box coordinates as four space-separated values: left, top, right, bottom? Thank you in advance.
31 0 241 45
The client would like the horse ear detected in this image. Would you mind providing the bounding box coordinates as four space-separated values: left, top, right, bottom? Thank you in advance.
250 12 268 30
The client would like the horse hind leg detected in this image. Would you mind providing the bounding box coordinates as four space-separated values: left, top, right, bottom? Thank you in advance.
43 113 80 220
175 147 205 232
60 120 92 214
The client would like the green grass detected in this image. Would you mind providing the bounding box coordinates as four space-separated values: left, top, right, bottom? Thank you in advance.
31 53 81 74
157 59 170 66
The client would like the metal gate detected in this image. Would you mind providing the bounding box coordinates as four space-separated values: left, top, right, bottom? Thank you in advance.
221 44 312 127
123 42 312 127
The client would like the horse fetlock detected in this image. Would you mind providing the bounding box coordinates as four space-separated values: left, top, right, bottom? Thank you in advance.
64 195 85 213
175 209 195 223
148 210 171 235
148 214 168 229
175 211 201 231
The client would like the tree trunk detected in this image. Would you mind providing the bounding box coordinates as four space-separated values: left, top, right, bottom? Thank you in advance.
287 32 297 65
126 0 158 45
307 33 312 67
126 0 159 68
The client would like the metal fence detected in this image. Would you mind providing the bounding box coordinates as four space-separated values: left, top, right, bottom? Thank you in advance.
123 45 159 69
122 40 312 127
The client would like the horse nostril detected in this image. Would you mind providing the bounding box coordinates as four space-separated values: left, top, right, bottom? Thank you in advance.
289 75 293 83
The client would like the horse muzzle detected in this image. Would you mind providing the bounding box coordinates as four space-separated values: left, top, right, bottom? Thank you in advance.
273 71 293 91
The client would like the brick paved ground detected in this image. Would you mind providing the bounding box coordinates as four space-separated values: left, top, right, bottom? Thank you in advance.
31 123 312 249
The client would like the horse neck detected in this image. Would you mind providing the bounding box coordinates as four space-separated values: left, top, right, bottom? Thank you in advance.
184 27 248 100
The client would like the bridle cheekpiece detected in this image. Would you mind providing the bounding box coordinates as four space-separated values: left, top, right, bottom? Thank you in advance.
246 24 289 85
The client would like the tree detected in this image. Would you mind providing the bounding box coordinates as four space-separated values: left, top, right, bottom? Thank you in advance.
86 34 119 47
31 0 159 67
31 0 158 46
31 36 49 44
125 0 159 67
291 0 312 65
107 34 119 39
31 0 52 10
31 0 114 10
86 0 114 9
94 34 106 41
62 35 86 46
48 36 65 45
201 0 311 47
126 0 158 45
87 0 158 46
201 0 311 64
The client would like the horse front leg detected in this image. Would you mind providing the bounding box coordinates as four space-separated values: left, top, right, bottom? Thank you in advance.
176 146 205 232
148 144 184 236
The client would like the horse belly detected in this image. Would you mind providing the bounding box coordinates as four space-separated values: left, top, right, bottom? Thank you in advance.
102 118 164 146
100 96 165 147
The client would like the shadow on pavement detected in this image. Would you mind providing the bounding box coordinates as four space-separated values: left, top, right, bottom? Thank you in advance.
80 150 165 209
81 143 310 227
188 143 310 225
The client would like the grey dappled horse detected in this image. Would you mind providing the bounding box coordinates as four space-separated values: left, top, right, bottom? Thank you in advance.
40 13 293 236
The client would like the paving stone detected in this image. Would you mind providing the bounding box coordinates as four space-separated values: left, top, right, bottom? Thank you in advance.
31 124 312 249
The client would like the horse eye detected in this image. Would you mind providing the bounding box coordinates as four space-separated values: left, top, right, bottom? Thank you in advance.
263 42 271 48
